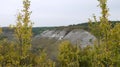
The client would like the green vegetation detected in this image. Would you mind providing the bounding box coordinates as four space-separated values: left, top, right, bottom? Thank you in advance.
0 0 120 67
58 41 80 67
32 27 55 36
0 0 55 67
2 21 119 37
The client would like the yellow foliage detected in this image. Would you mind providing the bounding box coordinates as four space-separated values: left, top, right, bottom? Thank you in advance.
58 41 80 67
89 0 120 66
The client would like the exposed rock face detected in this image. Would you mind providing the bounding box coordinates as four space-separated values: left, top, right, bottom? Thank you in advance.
34 29 96 48
1 27 96 61
32 29 96 60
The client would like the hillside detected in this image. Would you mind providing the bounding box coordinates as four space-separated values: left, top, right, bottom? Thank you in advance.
1 21 119 36
0 21 120 63
0 22 97 60
32 29 96 60
32 21 120 35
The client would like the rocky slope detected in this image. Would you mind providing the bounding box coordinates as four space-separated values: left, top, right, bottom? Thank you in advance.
34 29 96 48
32 29 96 60
0 27 96 59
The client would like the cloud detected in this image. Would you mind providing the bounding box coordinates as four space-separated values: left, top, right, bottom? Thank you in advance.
0 0 120 27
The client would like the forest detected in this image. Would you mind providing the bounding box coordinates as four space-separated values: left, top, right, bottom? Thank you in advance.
0 0 120 67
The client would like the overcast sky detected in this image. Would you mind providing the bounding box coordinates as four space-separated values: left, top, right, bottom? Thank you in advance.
0 0 120 27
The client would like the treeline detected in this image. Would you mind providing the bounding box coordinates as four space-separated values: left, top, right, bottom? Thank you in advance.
1 21 119 37
1 21 120 37
31 21 120 36
0 0 120 67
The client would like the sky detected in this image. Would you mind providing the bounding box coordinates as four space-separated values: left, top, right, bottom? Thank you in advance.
0 0 120 27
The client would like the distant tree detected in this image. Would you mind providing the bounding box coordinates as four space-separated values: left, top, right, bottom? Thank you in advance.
0 27 2 34
0 27 3 40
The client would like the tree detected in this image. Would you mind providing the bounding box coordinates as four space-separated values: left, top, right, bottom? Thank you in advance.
0 27 3 40
89 0 120 66
14 0 33 66
80 46 93 67
33 50 56 67
0 40 20 67
0 27 2 34
110 23 120 66
89 0 111 45
58 41 80 67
